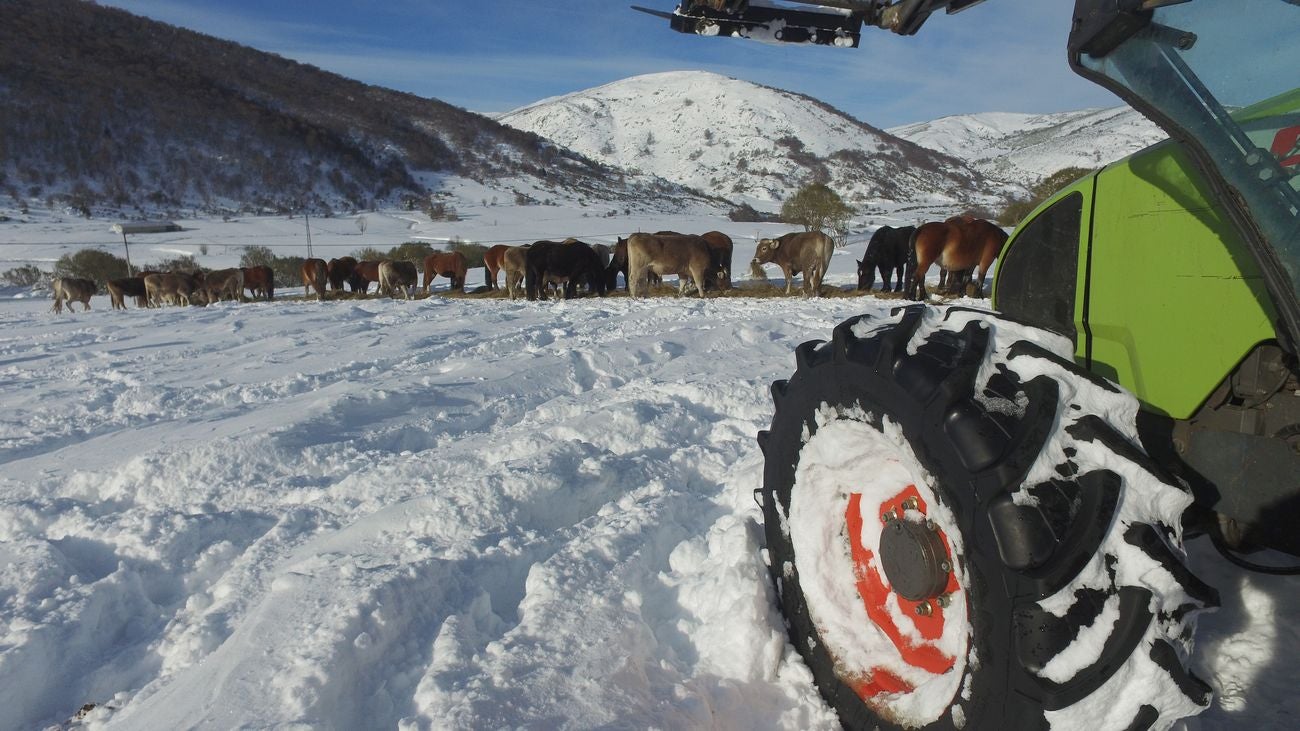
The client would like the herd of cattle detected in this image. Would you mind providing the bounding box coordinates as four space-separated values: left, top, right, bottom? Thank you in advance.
47 217 1009 313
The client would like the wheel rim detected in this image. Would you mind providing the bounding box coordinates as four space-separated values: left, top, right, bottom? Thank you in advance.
789 415 969 727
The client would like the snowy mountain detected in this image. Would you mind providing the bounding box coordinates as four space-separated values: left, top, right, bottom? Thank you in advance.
888 107 1167 186
499 71 1001 212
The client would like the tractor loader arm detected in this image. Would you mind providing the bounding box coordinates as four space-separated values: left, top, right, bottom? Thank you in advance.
635 1 987 47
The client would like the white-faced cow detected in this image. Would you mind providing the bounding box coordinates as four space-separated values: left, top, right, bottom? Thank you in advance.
379 260 419 300
625 233 712 299
51 277 96 313
753 231 834 297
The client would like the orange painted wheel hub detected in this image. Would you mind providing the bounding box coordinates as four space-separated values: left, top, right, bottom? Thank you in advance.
844 485 960 699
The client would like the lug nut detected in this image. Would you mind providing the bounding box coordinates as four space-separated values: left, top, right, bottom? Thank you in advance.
914 601 933 617
902 496 919 512
939 560 951 573
882 509 898 523
926 519 937 532
936 594 951 609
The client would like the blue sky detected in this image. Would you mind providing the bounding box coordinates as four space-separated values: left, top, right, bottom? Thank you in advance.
98 0 1123 128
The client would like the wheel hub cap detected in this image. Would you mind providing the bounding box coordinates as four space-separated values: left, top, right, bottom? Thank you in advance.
879 515 950 602
844 485 960 696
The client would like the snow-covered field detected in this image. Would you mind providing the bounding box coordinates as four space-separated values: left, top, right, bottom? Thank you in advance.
1 209 1296 730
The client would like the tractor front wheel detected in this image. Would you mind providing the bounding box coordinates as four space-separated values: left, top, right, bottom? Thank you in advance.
758 306 1218 730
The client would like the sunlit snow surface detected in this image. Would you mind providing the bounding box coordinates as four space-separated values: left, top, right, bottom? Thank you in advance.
0 210 1295 730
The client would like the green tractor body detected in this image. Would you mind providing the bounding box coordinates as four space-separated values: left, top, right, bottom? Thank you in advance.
994 141 1277 419
994 94 1300 555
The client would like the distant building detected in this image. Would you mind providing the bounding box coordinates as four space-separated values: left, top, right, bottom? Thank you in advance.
110 222 181 235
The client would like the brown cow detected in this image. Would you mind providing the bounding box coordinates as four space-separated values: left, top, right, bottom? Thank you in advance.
482 244 509 291
204 268 246 304
607 237 662 292
753 231 834 296
107 277 148 310
349 260 381 295
502 245 529 299
242 265 274 301
327 256 358 292
423 251 468 293
144 272 198 307
379 260 419 300
301 258 328 300
626 233 712 299
51 277 96 313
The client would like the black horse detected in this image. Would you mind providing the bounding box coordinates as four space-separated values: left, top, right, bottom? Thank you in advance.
857 225 916 292
526 240 608 300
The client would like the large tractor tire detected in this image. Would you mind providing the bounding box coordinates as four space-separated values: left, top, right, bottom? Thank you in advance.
757 306 1218 731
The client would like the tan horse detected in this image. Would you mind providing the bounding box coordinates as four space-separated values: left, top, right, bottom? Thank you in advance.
907 216 1008 300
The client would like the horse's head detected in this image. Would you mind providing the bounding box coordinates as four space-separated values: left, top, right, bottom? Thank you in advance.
857 258 874 291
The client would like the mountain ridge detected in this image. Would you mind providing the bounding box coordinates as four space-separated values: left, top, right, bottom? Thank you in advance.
887 107 1167 185
499 70 1005 214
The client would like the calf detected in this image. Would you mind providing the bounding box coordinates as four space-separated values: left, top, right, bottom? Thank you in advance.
753 231 834 297
525 240 607 301
625 233 712 299
379 260 419 300
51 277 96 313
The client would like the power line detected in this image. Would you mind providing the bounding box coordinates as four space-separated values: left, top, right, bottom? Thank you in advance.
0 229 766 248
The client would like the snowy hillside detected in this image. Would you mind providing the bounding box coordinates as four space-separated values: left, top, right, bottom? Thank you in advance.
889 107 1166 186
499 71 1000 212
0 0 723 220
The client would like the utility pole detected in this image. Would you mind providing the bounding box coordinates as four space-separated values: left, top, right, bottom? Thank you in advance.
120 230 134 276
304 206 313 259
